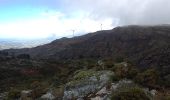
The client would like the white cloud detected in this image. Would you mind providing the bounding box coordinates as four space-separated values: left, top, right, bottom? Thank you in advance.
0 11 114 39
60 0 170 25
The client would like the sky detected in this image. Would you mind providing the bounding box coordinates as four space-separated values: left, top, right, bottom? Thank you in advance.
0 0 170 39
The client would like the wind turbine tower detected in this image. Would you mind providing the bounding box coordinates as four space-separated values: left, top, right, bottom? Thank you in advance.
101 24 103 30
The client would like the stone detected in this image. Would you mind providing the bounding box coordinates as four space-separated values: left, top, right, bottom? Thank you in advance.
20 90 33 100
41 91 55 100
96 87 107 95
0 92 7 100
150 89 157 96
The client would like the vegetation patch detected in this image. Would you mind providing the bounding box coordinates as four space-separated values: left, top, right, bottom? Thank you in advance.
111 86 151 100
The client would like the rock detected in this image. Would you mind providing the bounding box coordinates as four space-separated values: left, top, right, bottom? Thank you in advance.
111 79 133 91
93 80 133 100
52 86 64 99
96 87 107 95
0 92 7 100
41 91 55 100
77 97 84 100
91 96 103 100
20 90 33 100
150 89 157 96
111 83 118 91
63 70 114 100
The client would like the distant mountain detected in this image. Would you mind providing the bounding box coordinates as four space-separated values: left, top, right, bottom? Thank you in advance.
0 38 54 50
5 25 170 68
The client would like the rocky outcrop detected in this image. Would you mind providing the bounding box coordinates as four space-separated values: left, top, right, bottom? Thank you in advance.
62 69 154 100
63 70 114 100
89 80 154 100
89 80 133 100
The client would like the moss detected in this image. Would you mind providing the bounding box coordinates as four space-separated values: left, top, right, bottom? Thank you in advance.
66 80 84 88
74 70 96 80
75 70 104 82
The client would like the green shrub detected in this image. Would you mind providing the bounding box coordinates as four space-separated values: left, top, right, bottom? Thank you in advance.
7 88 21 99
104 60 115 69
110 75 119 82
135 69 159 86
30 81 48 98
53 86 64 98
111 87 150 100
114 63 128 79
126 68 138 79
115 57 124 63
113 62 139 81
164 96 170 100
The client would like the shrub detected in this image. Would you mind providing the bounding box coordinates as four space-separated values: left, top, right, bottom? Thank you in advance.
110 74 119 82
30 81 48 98
115 57 124 63
17 54 30 59
111 87 151 100
114 63 129 79
135 69 159 86
73 70 96 80
53 86 64 99
162 74 170 87
104 60 115 69
113 62 139 81
7 88 21 99
126 67 138 79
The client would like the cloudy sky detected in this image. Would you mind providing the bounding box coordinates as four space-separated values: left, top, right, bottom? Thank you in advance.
0 0 170 39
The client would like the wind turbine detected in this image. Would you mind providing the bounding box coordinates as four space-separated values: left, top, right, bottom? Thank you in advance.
100 24 103 30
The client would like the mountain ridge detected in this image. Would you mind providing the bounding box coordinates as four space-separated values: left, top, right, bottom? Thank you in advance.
4 25 170 68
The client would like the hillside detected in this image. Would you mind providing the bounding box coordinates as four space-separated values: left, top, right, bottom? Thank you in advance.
6 25 170 68
1 25 170 99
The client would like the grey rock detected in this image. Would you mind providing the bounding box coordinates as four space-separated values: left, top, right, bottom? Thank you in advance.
63 70 114 100
41 91 55 100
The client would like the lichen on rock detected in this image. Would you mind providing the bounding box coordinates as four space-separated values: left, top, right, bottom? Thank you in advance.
63 70 114 100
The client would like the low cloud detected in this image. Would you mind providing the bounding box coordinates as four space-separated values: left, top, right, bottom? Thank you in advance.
1 0 170 39
60 0 170 25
